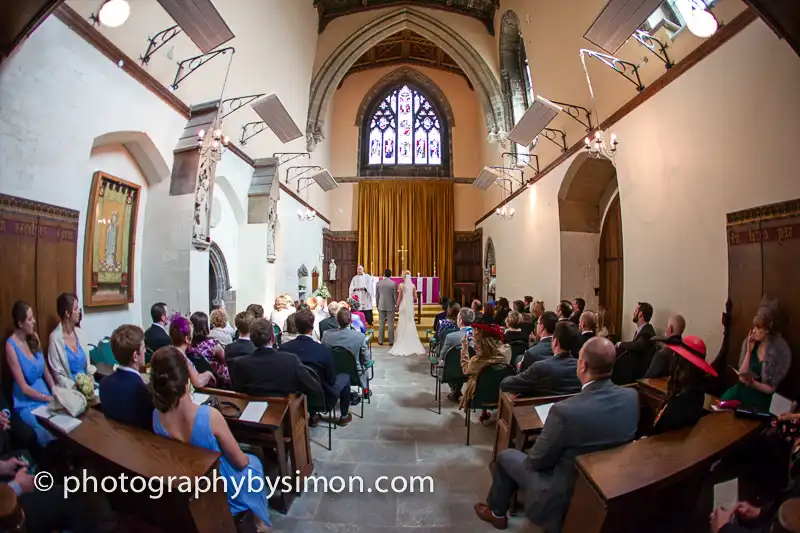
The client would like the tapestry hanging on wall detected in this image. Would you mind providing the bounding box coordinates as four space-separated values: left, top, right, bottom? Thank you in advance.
83 171 140 307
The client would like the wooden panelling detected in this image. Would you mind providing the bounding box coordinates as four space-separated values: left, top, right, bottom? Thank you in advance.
454 229 482 302
323 229 359 303
0 0 63 62
599 196 623 339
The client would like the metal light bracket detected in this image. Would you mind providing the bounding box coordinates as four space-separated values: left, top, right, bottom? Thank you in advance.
582 49 645 92
501 152 539 175
171 47 235 91
488 166 525 188
286 166 322 184
240 122 268 146
140 25 182 66
541 128 568 152
550 101 594 132
273 153 311 166
632 30 674 70
220 93 266 120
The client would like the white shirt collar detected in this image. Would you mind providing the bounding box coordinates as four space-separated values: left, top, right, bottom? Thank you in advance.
117 365 143 380
582 380 596 391
153 322 168 332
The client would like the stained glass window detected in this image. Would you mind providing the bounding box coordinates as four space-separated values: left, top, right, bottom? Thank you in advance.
366 85 443 167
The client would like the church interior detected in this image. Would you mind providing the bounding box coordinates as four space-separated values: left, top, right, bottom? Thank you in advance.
1 0 800 532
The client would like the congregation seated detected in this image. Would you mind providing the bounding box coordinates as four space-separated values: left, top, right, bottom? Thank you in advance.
229 318 321 398
246 303 265 320
433 297 449 333
4 301 55 447
644 313 686 378
529 300 545 342
309 296 329 340
281 310 352 427
318 301 341 340
479 302 496 325
518 311 557 372
597 305 613 339
502 311 528 344
574 310 597 357
721 300 790 411
570 297 585 326
281 313 300 343
322 309 371 390
169 314 216 388
437 301 460 337
648 335 717 436
556 300 573 322
475 337 639 533
269 295 294 331
208 308 233 346
518 299 529 314
340 300 366 333
188 311 231 388
612 301 656 385
225 311 256 364
436 307 475 402
211 298 237 338
459 323 510 420
150 346 272 530
99 324 153 431
347 297 368 332
471 299 483 322
500 320 582 398
494 298 511 327
145 301 171 353
47 292 90 389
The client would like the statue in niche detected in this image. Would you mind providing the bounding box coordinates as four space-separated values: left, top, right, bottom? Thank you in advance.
298 264 309 296
192 157 215 250
312 267 320 292
306 124 325 152
328 259 337 281
266 198 277 263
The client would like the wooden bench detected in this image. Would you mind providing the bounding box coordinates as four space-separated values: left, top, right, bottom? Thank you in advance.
37 408 233 533
196 387 313 513
561 411 763 533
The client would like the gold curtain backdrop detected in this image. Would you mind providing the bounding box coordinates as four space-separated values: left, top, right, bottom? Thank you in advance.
358 180 454 297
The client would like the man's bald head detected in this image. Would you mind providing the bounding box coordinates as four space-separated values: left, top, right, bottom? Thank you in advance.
578 336 617 381
667 314 686 337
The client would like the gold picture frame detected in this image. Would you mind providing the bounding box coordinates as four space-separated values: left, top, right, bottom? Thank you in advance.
83 171 140 307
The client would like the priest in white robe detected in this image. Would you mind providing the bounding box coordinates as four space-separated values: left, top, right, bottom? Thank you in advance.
349 265 375 325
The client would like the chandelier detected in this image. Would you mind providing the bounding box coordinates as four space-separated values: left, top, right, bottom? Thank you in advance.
495 206 515 220
298 207 316 221
197 127 229 162
584 130 618 161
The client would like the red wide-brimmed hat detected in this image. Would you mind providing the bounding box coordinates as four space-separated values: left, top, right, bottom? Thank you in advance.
472 322 503 339
667 335 718 377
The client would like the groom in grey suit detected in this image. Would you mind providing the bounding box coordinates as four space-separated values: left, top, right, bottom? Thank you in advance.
375 269 398 345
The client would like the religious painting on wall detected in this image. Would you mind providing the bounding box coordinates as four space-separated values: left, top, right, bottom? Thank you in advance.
83 171 140 307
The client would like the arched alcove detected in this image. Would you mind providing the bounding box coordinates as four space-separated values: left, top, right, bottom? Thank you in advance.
558 153 620 328
208 241 232 311
91 131 171 186
357 68 454 177
307 7 507 151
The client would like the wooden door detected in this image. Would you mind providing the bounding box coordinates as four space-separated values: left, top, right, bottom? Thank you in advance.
322 230 358 303
599 196 623 340
35 213 78 350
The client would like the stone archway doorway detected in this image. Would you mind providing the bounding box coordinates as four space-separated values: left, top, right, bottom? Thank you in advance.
208 241 234 315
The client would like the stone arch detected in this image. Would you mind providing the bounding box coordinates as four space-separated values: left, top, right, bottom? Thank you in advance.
356 67 454 177
91 131 170 185
208 241 232 307
307 7 506 152
213 175 246 226
499 10 531 134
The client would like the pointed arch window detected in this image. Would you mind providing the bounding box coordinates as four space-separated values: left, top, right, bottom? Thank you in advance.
361 84 450 177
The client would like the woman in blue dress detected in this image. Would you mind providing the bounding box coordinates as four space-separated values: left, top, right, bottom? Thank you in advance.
4 301 56 446
149 346 270 531
47 292 91 388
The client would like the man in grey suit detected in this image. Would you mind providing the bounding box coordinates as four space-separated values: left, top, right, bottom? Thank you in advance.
475 337 639 533
375 269 398 345
323 308 370 388
518 311 557 372
436 307 475 402
500 320 582 397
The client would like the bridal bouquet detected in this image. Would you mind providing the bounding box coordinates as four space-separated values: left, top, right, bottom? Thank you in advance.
74 373 96 403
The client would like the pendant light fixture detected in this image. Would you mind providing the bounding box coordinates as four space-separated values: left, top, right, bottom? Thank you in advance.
98 0 131 28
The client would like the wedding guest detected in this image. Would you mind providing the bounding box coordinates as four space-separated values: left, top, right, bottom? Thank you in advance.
644 314 686 378
479 302 496 325
597 306 613 339
530 301 546 341
319 302 341 340
281 313 300 343
523 296 534 313
100 324 153 431
513 300 525 314
433 297 450 333
225 312 256 364
246 303 265 320
519 312 557 372
188 311 230 388
721 300 790 411
503 311 529 344
169 314 215 389
438 302 460 336
270 296 294 331
211 299 236 338
48 293 90 388
4 302 55 447
144 302 171 352
150 346 271 530
311 296 329 340
437 307 475 402
208 308 233 346
341 300 366 333
460 323 510 422
471 299 483 318
570 298 586 326
574 310 598 357
494 298 511 327
556 300 573 322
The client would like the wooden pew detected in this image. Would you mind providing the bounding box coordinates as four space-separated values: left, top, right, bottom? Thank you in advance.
0 484 24 532
197 387 313 513
37 408 234 533
561 411 763 533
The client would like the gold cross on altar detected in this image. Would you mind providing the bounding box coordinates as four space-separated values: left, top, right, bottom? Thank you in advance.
397 245 408 268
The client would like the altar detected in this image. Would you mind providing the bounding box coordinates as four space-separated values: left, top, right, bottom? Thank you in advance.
372 276 441 305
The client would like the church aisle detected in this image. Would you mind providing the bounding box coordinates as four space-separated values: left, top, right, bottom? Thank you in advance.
271 345 538 533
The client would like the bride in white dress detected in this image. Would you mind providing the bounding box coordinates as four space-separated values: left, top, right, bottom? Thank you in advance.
389 271 426 356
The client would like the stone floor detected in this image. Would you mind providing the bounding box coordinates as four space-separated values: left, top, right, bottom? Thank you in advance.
271 345 539 533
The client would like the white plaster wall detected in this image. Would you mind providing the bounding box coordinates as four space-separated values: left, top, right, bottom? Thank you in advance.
274 193 328 302
0 17 186 344
481 20 800 355
559 232 599 310
210 185 240 289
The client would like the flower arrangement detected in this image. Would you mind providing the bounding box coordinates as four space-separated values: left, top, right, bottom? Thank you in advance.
74 373 95 402
347 296 361 311
314 282 331 300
